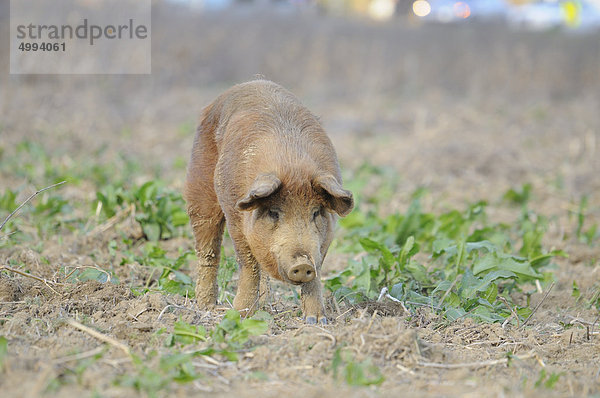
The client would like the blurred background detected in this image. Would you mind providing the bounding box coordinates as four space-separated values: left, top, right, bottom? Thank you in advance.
0 0 599 209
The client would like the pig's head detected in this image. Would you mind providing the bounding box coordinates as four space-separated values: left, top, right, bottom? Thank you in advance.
235 172 353 285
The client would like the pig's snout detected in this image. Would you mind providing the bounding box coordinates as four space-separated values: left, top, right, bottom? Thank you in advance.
287 262 316 284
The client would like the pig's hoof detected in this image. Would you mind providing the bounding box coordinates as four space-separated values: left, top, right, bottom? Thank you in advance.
304 316 327 325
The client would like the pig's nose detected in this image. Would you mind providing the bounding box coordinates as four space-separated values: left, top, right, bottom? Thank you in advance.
288 263 315 283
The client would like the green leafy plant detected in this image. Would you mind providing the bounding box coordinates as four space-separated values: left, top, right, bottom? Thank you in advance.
96 181 188 241
43 347 106 393
65 266 116 284
0 182 75 246
210 310 268 351
118 351 201 398
535 369 562 389
0 336 7 371
0 190 17 213
503 183 532 206
585 284 600 310
32 194 74 239
126 244 195 297
2 139 142 189
328 188 563 324
166 321 207 346
119 310 268 397
573 196 598 246
331 349 384 386
217 253 237 303
0 189 21 239
571 280 580 298
166 310 268 361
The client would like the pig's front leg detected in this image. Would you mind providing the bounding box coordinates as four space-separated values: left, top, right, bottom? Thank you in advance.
301 278 327 325
233 250 261 317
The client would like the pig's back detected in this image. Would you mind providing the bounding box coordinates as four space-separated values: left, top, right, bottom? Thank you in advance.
216 80 340 171
210 80 342 200
214 80 315 139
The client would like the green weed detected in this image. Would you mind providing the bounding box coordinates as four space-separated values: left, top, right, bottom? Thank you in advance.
573 196 598 246
535 369 562 389
119 310 267 397
96 181 188 241
331 348 384 387
1 139 141 188
0 336 7 371
217 253 238 303
0 189 21 239
0 189 18 213
328 182 563 324
0 184 75 246
503 183 532 207
64 265 117 284
118 351 201 397
166 320 208 345
44 347 106 393
125 244 195 297
166 309 268 360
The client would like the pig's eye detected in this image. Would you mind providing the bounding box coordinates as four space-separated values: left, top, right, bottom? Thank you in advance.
267 209 280 221
312 208 321 221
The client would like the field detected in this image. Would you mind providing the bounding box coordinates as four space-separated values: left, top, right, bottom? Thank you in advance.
1 3 600 397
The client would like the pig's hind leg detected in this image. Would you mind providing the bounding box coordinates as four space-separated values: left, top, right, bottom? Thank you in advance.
185 193 225 307
187 207 225 308
184 119 225 308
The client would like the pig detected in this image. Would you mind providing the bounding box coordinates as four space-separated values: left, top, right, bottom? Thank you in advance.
183 80 353 324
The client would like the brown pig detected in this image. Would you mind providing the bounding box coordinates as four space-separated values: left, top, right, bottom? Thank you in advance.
183 80 353 324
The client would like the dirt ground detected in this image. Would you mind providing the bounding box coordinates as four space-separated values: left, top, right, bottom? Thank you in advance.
1 3 600 397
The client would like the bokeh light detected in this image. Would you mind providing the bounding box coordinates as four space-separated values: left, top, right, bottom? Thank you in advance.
368 0 396 21
453 2 471 19
412 0 431 18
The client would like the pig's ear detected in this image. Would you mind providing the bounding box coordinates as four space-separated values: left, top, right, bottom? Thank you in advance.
314 175 354 217
236 173 281 211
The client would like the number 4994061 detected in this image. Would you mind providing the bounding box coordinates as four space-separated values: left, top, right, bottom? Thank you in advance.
18 42 65 51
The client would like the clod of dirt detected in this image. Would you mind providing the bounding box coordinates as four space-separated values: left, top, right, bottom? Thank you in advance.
0 278 19 302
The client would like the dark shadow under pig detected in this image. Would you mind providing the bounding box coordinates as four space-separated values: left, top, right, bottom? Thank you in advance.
183 80 353 324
